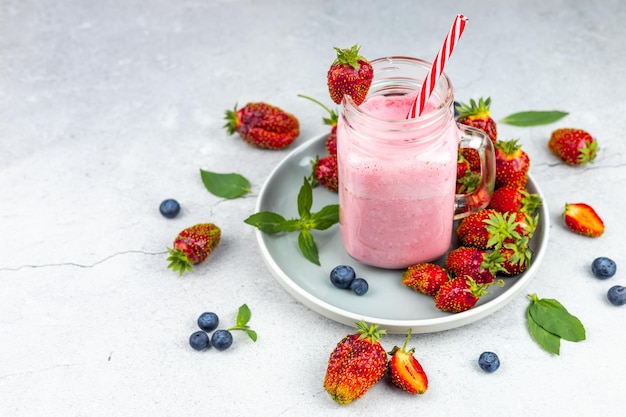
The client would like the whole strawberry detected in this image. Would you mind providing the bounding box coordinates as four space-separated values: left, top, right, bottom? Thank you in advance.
324 321 387 405
388 329 428 394
445 246 503 284
311 155 339 192
167 223 221 275
327 44 374 106
494 138 530 189
223 102 299 150
548 128 598 166
563 202 604 237
402 263 450 297
487 185 542 215
455 97 497 144
456 209 499 249
498 240 532 276
435 275 503 313
298 94 338 155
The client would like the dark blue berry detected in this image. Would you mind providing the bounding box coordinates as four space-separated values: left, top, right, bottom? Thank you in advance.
189 331 210 351
591 257 617 279
330 265 356 289
607 286 626 306
478 351 500 372
211 330 233 350
454 100 460 119
350 278 369 296
159 199 181 218
197 312 219 332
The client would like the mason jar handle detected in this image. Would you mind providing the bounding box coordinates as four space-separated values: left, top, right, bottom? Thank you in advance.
454 123 496 219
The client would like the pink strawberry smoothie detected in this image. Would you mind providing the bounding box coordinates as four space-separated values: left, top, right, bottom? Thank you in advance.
337 93 459 269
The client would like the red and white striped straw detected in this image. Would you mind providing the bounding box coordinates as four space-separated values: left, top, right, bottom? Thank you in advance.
407 14 469 119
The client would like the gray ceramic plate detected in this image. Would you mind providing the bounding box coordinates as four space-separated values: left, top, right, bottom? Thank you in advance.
254 133 549 333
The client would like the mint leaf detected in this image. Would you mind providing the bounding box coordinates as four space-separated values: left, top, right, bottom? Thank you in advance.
244 178 339 266
529 297 586 342
311 204 340 230
526 307 561 355
200 169 251 199
244 212 288 233
298 229 320 265
228 304 257 342
297 177 313 218
500 111 568 127
236 304 251 326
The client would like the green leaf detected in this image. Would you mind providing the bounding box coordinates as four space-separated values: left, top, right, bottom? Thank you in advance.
200 169 251 199
529 298 586 342
244 212 288 233
236 304 251 326
245 329 258 342
297 177 313 219
527 307 561 355
298 229 320 265
228 304 257 342
499 111 568 127
311 204 340 230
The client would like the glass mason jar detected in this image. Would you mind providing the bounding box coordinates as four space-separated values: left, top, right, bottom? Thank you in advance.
336 56 495 269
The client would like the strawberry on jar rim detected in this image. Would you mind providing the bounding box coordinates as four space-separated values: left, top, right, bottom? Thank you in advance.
327 44 374 106
548 128 598 166
223 102 300 150
167 223 221 276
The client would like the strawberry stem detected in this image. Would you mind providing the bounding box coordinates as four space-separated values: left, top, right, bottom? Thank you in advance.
402 328 413 352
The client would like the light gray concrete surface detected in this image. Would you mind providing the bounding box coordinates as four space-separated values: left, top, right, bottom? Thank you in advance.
1 0 625 416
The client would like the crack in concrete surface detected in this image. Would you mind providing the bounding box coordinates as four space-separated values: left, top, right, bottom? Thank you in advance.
0 250 166 272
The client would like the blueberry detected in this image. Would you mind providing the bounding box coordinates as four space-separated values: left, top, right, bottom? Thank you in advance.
478 351 500 372
159 199 181 219
591 257 617 279
189 331 210 351
330 265 356 289
197 312 219 332
211 329 233 350
350 278 369 296
607 285 626 306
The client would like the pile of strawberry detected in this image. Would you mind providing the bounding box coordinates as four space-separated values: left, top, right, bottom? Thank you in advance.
402 98 542 313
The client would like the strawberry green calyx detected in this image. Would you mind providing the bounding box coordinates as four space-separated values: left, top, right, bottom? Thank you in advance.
467 275 504 298
520 190 542 214
578 139 598 165
333 44 366 70
484 211 522 249
166 247 194 276
496 138 523 155
355 321 386 344
223 104 240 135
455 97 492 118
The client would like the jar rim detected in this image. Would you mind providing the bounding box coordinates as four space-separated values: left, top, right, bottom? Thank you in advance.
342 56 454 127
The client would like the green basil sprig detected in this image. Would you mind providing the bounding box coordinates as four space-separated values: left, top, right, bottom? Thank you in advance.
526 293 586 355
244 177 339 265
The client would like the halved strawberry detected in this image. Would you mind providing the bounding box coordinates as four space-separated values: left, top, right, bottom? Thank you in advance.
563 203 604 237
388 329 428 394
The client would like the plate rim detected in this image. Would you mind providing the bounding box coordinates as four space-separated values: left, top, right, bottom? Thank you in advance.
254 132 550 333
